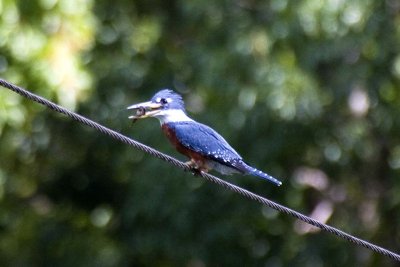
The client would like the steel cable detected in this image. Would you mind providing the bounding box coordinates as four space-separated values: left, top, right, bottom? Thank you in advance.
1 78 399 261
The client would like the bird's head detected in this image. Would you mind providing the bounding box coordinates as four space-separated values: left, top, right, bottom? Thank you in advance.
127 89 189 123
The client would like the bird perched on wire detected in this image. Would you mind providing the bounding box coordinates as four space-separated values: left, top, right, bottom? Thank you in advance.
127 89 282 186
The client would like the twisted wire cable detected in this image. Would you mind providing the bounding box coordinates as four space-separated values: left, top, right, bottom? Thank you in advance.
1 78 399 261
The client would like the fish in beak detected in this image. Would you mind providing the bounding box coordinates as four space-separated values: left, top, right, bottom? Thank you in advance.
127 101 163 121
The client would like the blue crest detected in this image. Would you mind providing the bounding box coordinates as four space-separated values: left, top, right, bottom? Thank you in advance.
151 89 185 110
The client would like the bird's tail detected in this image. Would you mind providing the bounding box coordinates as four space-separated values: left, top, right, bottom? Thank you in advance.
237 162 282 186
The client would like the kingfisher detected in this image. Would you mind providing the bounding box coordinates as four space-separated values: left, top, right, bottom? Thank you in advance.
127 89 282 186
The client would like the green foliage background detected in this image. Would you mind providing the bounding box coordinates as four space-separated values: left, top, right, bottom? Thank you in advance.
1 0 400 266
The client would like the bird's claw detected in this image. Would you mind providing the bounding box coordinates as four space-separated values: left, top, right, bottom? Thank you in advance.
185 161 202 176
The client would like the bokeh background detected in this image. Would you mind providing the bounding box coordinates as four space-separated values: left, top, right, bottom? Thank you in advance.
1 0 400 266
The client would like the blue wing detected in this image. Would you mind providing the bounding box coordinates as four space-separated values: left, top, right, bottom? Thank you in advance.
166 121 282 186
166 121 242 163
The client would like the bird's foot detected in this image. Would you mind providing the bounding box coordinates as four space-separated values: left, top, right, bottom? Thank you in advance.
185 160 200 176
184 160 208 176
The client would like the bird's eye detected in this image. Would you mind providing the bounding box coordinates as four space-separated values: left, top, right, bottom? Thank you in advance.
160 98 168 105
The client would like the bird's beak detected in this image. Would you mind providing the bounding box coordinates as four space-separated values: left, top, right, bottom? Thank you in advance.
127 101 162 120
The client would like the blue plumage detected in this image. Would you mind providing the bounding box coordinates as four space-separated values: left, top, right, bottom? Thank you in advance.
164 121 282 186
167 121 241 162
127 89 282 186
151 89 185 110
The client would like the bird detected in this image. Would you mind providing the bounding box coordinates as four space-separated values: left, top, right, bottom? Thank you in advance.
127 89 282 186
